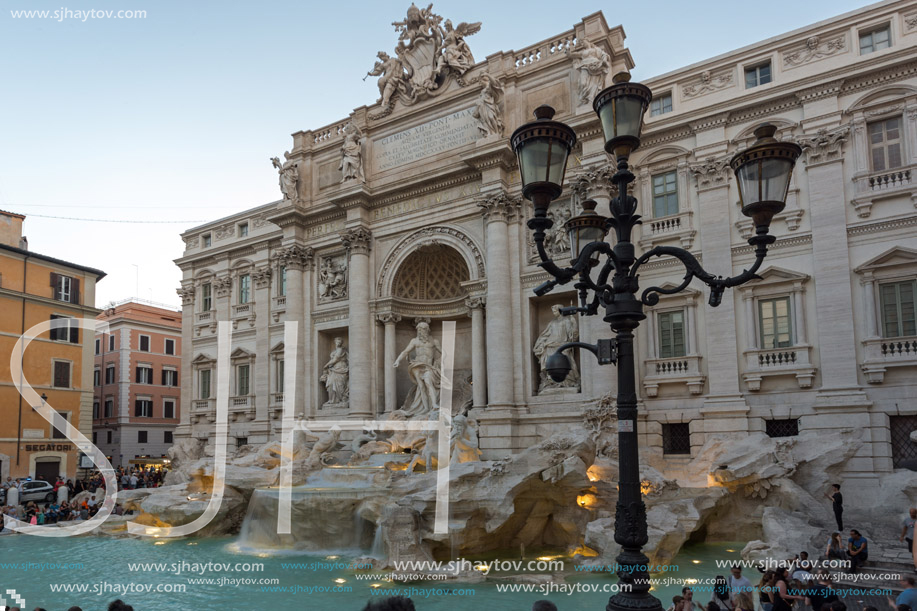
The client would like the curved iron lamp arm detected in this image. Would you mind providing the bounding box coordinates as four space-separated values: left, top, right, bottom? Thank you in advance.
630 229 775 307
554 339 618 366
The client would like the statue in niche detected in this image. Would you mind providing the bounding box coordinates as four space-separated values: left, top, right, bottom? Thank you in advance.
436 19 481 75
569 39 610 106
472 74 504 137
320 337 350 407
340 122 366 183
366 51 406 109
533 304 580 391
543 204 572 257
317 256 348 301
270 153 299 202
450 413 482 464
393 321 441 417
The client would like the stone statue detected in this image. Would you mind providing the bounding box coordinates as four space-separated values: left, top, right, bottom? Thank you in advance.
270 153 299 202
367 51 406 109
569 39 610 106
472 74 503 137
450 413 482 464
317 256 347 301
437 19 481 75
340 122 366 183
544 205 572 257
386 409 427 452
320 337 350 407
306 426 342 467
408 409 440 473
533 304 580 391
393 321 442 417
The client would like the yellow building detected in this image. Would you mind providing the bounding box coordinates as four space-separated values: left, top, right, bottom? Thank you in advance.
0 210 105 481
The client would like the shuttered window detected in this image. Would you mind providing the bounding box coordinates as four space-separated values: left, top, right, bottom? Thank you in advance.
134 399 153 418
50 272 80 304
880 280 917 338
53 361 71 388
759 297 792 348
658 310 686 358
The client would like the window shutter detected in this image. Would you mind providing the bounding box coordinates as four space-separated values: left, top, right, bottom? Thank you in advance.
69 321 79 344
71 278 81 304
161 370 167 385
50 272 60 299
135 367 142 384
135 400 142 417
175 370 179 386
49 315 60 341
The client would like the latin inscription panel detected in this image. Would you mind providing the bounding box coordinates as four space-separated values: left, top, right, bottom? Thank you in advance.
374 108 479 172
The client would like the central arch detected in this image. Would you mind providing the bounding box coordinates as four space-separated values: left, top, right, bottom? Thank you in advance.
392 244 470 301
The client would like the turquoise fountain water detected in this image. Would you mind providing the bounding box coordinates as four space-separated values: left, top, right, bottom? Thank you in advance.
0 534 745 611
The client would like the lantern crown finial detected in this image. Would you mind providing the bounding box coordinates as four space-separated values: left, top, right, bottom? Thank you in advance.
753 123 778 142
612 72 632 84
533 105 556 120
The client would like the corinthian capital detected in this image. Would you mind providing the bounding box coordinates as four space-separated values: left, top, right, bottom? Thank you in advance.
274 245 315 271
340 226 373 254
176 284 195 306
477 190 521 223
570 164 616 201
376 312 402 325
689 156 732 191
796 126 849 165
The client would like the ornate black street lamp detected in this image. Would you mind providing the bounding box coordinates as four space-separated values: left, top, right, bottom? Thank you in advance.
511 72 801 611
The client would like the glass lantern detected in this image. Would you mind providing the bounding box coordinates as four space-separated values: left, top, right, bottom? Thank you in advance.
730 124 801 229
593 73 653 159
511 105 578 212
564 200 608 261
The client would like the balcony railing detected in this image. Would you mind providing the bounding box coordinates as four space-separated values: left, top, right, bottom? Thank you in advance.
862 335 917 384
197 311 212 323
743 345 815 391
232 303 252 317
192 399 212 412
643 354 705 397
851 163 916 218
639 211 696 249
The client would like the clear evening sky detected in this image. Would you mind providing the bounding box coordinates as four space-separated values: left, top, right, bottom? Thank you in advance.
0 0 871 308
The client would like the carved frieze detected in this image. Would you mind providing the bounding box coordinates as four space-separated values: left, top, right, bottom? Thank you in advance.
782 35 846 69
682 69 734 99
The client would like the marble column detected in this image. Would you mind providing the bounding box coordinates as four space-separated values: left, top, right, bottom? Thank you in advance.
862 273 878 339
175 282 195 438
377 313 401 413
802 136 861 389
743 294 757 350
341 227 373 418
793 286 807 345
253 263 272 433
478 192 517 408
278 245 312 419
465 297 487 408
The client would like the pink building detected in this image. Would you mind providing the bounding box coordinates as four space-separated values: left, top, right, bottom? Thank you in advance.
92 301 182 467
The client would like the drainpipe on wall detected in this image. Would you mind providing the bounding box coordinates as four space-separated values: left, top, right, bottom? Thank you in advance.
16 252 31 467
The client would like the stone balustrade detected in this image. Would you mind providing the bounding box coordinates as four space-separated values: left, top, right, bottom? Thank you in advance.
643 354 705 397
742 345 816 391
861 335 917 384
639 210 696 249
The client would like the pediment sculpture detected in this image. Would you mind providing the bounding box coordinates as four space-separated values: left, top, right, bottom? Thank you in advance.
367 4 481 118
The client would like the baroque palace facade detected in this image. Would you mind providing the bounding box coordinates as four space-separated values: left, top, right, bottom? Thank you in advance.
175 1 917 490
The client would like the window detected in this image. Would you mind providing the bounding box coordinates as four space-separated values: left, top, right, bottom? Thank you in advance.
237 364 250 396
163 399 175 419
868 117 903 172
201 283 212 311
890 415 917 468
93 369 101 387
134 399 153 418
95 339 100 355
238 275 251 304
860 24 890 54
93 431 98 444
236 437 248 448
93 402 100 419
104 398 113 418
105 365 115 384
203 233 212 248
662 423 691 455
658 310 686 358
199 370 212 399
744 62 771 89
138 431 148 444
136 365 153 385
162 369 178 387
652 171 678 217
239 222 249 237
879 280 916 338
107 430 112 444
139 335 150 352
280 266 287 297
51 273 79 304
109 334 115 352
765 418 799 438
650 93 672 117
277 359 285 392
50 315 78 343
164 431 173 444
759 297 792 348
53 361 71 388
51 411 68 439
164 338 175 355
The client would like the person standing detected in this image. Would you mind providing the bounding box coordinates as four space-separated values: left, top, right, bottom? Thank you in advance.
901 508 916 554
825 484 843 531
728 565 753 608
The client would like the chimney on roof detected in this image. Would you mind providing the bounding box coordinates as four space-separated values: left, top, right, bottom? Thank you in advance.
0 210 26 249
19 236 28 250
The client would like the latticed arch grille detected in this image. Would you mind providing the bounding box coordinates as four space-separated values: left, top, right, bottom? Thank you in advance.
890 415 917 468
392 245 470 300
